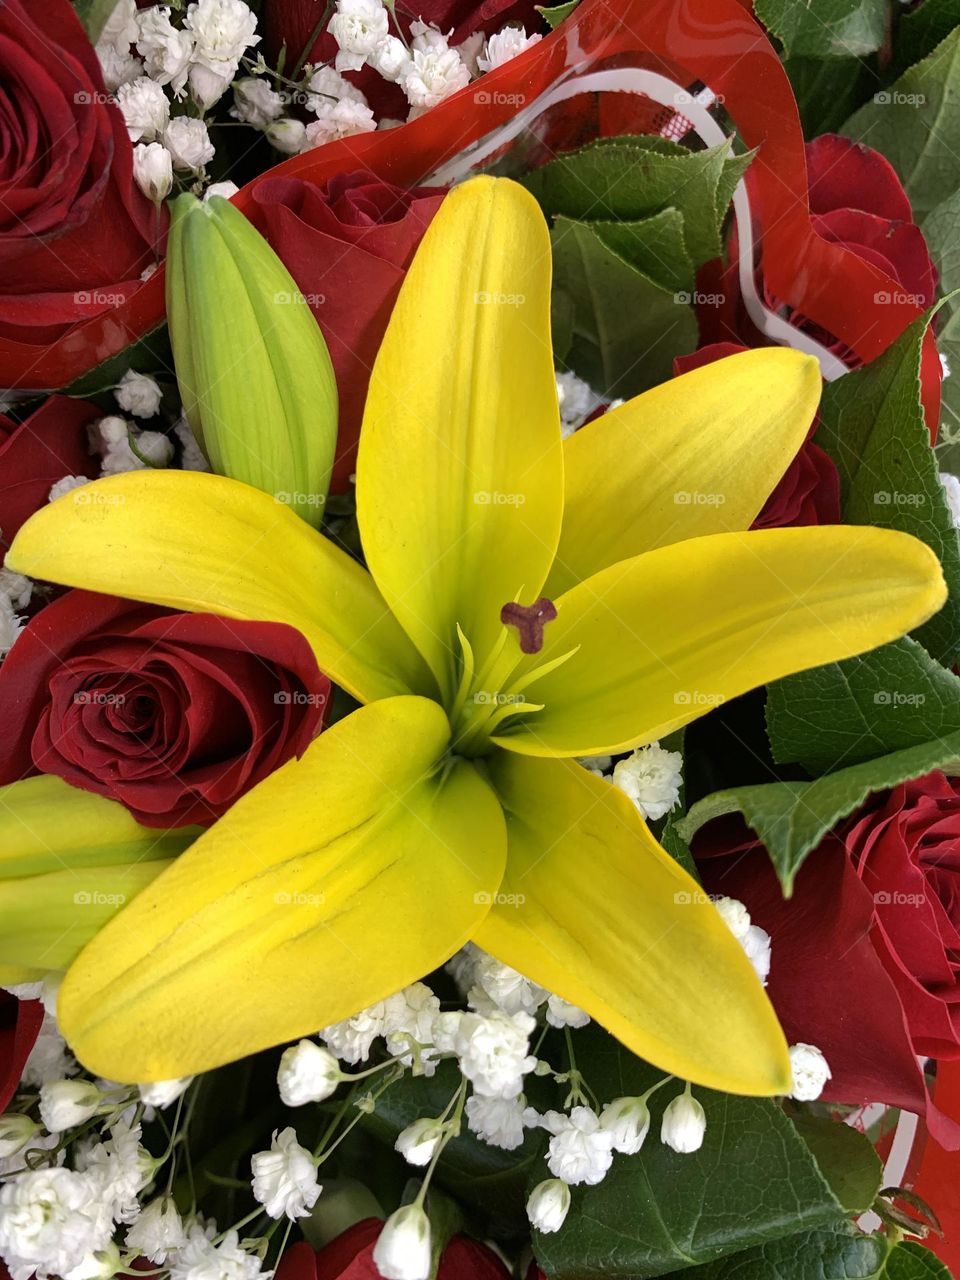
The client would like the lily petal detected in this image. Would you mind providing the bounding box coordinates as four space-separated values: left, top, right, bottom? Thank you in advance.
58 697 506 1082
357 176 564 701
476 752 791 1095
547 349 822 595
0 776 194 974
7 471 434 704
495 526 946 757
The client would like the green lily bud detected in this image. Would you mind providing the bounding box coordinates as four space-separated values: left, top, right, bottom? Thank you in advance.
0 776 199 977
166 193 338 528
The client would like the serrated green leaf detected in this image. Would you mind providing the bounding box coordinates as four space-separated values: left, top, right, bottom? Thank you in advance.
886 1242 955 1279
535 0 579 28
523 137 735 264
842 27 960 217
677 728 960 893
756 0 886 59
533 1028 849 1279
765 637 960 774
550 216 698 398
894 0 960 79
816 309 960 665
921 187 960 472
591 208 694 294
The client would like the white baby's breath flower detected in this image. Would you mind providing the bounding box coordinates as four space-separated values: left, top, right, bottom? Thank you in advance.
168 1224 263 1280
266 117 307 154
163 117 215 170
0 1167 113 1280
132 142 173 203
788 1043 831 1101
540 1107 614 1185
203 181 240 202
660 1086 706 1153
115 369 163 417
464 1094 527 1150
328 0 389 72
545 995 590 1029
251 1128 321 1220
0 599 25 658
100 0 139 52
277 1040 341 1106
400 40 469 112
612 742 682 821
97 43 143 91
599 1096 650 1154
478 25 541 71
395 1118 444 1167
306 64 368 108
138 1077 193 1109
454 1010 536 1099
230 76 284 127
38 1080 102 1134
526 1178 570 1233
136 7 194 96
321 1002 386 1063
303 99 376 148
116 76 170 142
369 35 411 80
126 1196 186 1265
184 0 259 69
372 1204 431 1280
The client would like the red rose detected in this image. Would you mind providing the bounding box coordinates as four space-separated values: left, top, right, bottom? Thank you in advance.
0 591 330 828
275 1222 511 1280
0 0 163 359
699 135 938 386
0 993 43 1114
251 173 445 490
673 342 840 529
0 397 100 557
695 784 960 1149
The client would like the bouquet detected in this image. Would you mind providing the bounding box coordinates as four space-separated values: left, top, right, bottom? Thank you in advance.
2 0 960 1277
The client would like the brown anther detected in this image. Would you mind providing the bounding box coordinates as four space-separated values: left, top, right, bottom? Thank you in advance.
499 597 557 655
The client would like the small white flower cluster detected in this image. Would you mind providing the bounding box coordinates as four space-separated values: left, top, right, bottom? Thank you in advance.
612 742 684 822
0 568 30 659
88 413 175 477
324 0 540 125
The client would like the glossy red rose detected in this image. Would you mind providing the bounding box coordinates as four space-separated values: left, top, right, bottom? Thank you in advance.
695 787 960 1150
673 342 840 529
698 134 939 419
275 1221 511 1280
0 397 100 557
0 0 163 359
0 590 330 828
251 172 445 490
0 993 43 1114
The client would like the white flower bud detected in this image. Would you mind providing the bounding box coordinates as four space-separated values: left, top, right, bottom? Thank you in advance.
115 370 163 418
231 76 285 127
38 1079 102 1133
478 26 541 72
788 1043 831 1101
187 62 235 110
132 142 173 203
660 1087 706 1154
394 1119 443 1167
526 1178 570 1233
612 742 682 821
163 117 215 171
125 1195 186 1264
369 35 411 81
0 1114 40 1158
204 181 240 201
277 1039 341 1106
599 1095 650 1155
372 1204 432 1280
265 117 307 154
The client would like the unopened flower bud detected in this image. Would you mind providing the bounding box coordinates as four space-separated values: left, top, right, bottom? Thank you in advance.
372 1203 432 1280
39 1079 102 1133
394 1118 443 1167
660 1086 706 1154
788 1043 831 1101
599 1095 650 1155
277 1039 341 1106
133 142 172 203
0 1114 40 1157
526 1178 570 1233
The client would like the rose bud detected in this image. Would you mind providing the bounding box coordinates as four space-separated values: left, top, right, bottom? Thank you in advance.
166 193 338 529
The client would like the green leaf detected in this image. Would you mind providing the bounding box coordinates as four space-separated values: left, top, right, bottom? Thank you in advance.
535 0 579 28
921 188 960 473
765 637 960 774
673 1223 950 1280
524 137 738 265
677 727 960 893
841 27 960 217
756 0 886 59
788 1112 883 1215
550 216 698 398
785 56 879 136
893 0 960 79
73 0 127 43
816 309 960 666
533 1028 851 1279
591 209 694 295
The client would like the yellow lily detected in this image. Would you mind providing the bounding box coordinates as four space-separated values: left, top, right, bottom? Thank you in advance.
7 177 945 1093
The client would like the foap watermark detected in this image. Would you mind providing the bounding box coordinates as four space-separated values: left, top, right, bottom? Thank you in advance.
873 90 926 106
74 890 126 907
474 490 525 506
674 290 726 307
673 889 721 906
74 289 126 308
873 690 926 707
71 489 125 507
274 691 328 707
874 490 926 507
874 290 926 306
673 89 726 107
473 690 526 706
275 491 326 510
73 691 125 707
874 890 926 906
674 690 726 708
475 291 525 307
675 490 726 506
274 290 325 306
74 90 114 105
473 890 526 907
473 89 526 106
274 890 326 906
